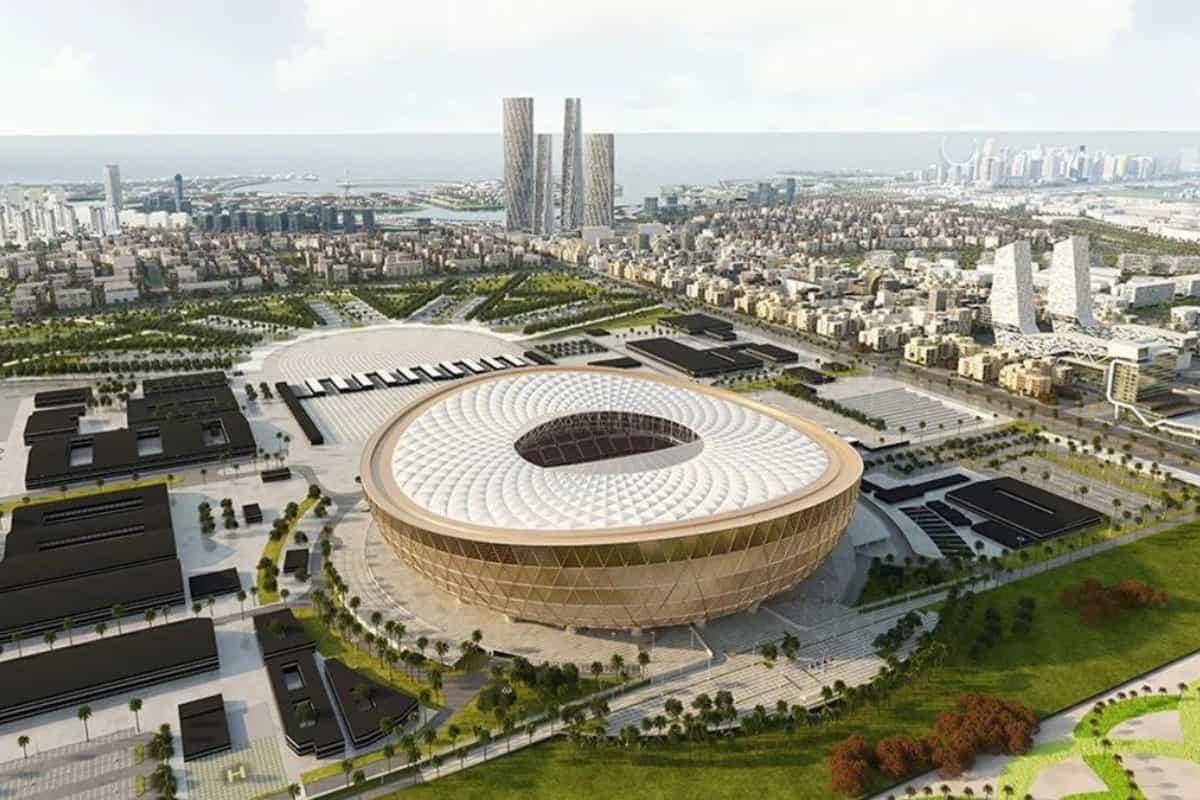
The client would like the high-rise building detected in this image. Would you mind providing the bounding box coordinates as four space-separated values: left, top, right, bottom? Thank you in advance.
991 240 1038 335
1047 235 1095 329
103 164 122 214
502 97 535 232
533 133 554 236
784 177 797 204
89 206 106 237
560 98 584 231
583 133 615 228
173 173 185 212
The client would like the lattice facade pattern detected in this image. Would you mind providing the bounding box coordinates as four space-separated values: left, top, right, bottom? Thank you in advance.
371 482 858 629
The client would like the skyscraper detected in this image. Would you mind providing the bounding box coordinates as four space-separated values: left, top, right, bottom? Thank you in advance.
533 133 555 236
560 98 584 230
502 97 535 232
173 173 185 212
991 240 1038 335
103 164 122 214
583 133 615 228
1047 235 1095 329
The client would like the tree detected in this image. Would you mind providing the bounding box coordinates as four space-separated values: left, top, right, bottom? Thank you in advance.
447 724 462 766
129 697 144 733
236 590 247 619
77 706 93 741
95 622 108 638
382 742 396 774
423 726 437 757
288 785 301 799
340 759 355 787
17 735 29 759
144 609 157 628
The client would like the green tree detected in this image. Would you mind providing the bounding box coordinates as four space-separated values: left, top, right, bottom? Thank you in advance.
77 706 93 741
129 697 143 733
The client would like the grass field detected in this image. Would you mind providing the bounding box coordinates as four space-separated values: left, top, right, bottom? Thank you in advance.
255 496 315 603
380 520 1200 799
536 305 670 338
0 474 182 514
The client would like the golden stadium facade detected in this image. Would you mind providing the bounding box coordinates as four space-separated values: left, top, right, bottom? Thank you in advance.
360 367 861 630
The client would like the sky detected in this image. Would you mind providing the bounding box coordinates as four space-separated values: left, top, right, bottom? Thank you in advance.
1 0 1197 135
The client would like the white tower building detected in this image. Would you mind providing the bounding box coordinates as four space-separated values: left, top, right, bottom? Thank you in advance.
991 240 1038 335
1047 235 1095 330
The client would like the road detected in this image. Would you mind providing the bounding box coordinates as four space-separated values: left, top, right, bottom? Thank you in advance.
597 273 1199 477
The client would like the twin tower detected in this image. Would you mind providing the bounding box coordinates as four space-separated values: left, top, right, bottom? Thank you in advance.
991 235 1095 335
502 97 613 234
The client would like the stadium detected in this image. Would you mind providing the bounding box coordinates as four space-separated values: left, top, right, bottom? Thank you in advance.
360 367 862 630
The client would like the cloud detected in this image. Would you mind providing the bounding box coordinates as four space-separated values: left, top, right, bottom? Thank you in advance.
276 0 1136 95
38 47 93 83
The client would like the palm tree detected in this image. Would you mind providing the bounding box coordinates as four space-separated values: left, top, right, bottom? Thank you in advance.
144 609 156 628
236 590 247 619
447 724 462 766
129 697 144 732
423 726 437 757
111 603 125 634
42 631 56 651
287 785 301 799
382 742 395 774
17 735 29 759
62 618 74 645
340 759 355 787
95 622 108 639
77 706 93 741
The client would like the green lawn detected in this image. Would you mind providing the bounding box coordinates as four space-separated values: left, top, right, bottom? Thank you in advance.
535 305 670 338
0 474 182 514
383 520 1200 799
292 606 439 704
255 496 315 603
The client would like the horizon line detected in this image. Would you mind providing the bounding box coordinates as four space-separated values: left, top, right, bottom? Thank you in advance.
2 129 1199 138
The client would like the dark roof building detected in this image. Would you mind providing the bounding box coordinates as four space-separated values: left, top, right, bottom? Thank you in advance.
324 659 419 749
24 373 256 490
179 694 232 761
0 619 218 725
0 485 183 637
23 406 85 445
253 609 343 758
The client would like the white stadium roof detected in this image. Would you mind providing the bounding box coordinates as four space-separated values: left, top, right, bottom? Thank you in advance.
388 370 831 532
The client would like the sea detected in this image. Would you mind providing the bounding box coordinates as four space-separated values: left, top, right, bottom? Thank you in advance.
1 132 1197 206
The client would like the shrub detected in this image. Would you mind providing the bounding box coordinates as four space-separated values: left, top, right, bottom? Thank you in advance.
829 734 873 796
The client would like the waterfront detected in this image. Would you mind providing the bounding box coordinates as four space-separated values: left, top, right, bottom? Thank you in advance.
3 132 1198 203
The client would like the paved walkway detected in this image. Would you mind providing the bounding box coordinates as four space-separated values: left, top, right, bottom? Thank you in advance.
0 729 153 800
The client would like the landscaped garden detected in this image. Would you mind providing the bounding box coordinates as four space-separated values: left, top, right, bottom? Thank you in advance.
372 520 1200 799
